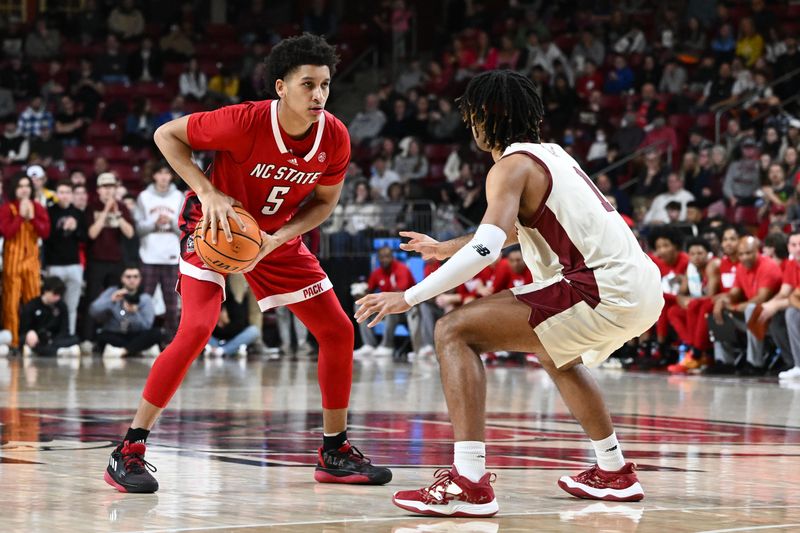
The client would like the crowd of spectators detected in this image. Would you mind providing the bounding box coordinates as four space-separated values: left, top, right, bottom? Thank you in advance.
3 1 800 379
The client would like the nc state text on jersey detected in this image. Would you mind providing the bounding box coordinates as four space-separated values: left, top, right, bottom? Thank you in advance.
250 164 322 185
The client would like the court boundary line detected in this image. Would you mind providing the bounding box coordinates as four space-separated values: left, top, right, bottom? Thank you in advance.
698 524 800 533
119 504 800 532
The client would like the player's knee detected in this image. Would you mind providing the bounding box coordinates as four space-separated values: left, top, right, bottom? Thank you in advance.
434 311 466 348
177 317 216 347
316 310 354 349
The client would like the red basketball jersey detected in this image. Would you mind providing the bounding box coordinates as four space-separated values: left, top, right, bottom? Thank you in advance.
180 99 350 234
719 256 738 292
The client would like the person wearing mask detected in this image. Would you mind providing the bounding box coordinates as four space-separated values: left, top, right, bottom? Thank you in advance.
44 181 87 336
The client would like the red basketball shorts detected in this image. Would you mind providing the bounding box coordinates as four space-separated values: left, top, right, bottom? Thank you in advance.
178 232 331 310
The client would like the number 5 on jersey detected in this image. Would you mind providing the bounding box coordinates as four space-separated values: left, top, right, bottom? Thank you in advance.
262 186 291 215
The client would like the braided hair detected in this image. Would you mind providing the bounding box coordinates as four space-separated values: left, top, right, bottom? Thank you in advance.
457 70 545 151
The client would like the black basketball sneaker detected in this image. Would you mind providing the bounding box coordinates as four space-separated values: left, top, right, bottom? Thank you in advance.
104 440 159 493
314 442 392 485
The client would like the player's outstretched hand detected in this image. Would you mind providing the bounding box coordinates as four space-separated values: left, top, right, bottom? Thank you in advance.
198 188 246 244
399 231 444 261
240 231 280 274
355 292 411 328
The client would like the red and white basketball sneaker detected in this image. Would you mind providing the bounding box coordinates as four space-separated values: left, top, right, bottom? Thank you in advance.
558 463 644 502
392 466 499 517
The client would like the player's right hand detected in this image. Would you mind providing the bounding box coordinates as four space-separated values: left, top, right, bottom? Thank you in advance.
399 231 444 261
198 188 245 244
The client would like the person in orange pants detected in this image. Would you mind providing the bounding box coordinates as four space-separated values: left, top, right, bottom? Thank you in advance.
0 175 50 348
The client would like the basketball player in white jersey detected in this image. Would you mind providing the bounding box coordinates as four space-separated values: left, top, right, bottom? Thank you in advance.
355 70 664 517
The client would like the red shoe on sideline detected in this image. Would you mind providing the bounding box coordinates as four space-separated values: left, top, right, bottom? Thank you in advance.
392 466 499 517
558 463 644 502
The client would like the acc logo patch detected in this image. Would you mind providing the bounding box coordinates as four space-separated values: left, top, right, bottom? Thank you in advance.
318 152 326 163
186 234 195 252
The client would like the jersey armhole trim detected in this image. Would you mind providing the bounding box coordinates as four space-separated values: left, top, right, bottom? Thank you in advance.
501 150 553 228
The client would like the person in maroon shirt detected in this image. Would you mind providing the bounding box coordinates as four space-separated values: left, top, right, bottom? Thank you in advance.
354 246 415 358
84 171 135 341
708 236 783 375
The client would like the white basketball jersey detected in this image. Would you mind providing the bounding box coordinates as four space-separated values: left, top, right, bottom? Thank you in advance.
503 142 660 315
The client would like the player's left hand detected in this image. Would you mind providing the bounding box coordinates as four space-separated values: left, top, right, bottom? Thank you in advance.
240 231 281 273
354 292 411 328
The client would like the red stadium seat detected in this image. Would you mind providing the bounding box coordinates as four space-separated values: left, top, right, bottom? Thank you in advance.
87 122 122 144
64 145 96 163
424 143 455 164
96 145 134 163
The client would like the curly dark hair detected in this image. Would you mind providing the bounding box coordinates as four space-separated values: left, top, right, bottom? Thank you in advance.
265 33 340 95
457 70 545 151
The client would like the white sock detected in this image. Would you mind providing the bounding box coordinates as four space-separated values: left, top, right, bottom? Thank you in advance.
453 441 486 482
591 433 625 472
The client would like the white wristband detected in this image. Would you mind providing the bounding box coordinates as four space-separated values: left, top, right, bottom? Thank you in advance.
404 224 506 306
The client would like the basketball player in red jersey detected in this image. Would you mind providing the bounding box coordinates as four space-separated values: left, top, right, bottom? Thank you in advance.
104 34 391 493
356 71 663 517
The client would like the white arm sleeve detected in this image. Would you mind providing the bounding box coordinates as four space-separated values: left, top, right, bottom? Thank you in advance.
404 224 507 306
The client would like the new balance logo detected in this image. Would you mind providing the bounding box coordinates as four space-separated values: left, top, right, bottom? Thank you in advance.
604 445 618 453
288 157 298 165
472 244 491 257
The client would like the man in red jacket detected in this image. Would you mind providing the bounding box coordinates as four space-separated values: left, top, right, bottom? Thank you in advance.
353 246 415 357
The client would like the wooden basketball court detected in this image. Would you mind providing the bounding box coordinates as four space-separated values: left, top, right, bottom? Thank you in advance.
1 355 799 532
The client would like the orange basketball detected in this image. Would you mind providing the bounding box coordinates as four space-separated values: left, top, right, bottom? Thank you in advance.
194 206 262 273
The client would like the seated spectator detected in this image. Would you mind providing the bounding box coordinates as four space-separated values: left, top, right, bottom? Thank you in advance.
369 156 401 199
27 165 55 207
432 185 464 241
456 176 486 229
575 60 603 101
378 182 408 234
124 96 157 149
634 149 668 199
711 23 736 64
24 18 60 61
659 58 688 95
0 55 37 100
0 87 14 122
381 98 412 139
395 59 426 94
159 23 195 62
491 247 533 291
207 65 241 105
783 146 800 183
94 35 129 84
665 237 713 362
723 137 761 209
328 180 379 254
761 163 793 213
69 59 105 120
595 172 632 216
427 97 461 142
108 0 145 42
708 236 782 375
679 17 706 61
154 96 187 128
303 0 338 38
637 55 662 91
45 181 86 337
349 93 387 146
179 58 208 102
28 124 63 166
205 279 261 358
603 55 635 95
128 37 163 83
90 266 164 357
644 173 695 225
18 276 79 357
353 246 415 358
53 95 86 147
736 17 764 67
495 35 520 70
571 30 605 73
275 304 311 357
394 137 429 183
700 62 735 110
639 115 679 162
647 227 689 363
17 96 54 139
0 120 30 165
